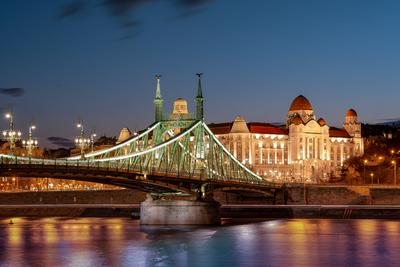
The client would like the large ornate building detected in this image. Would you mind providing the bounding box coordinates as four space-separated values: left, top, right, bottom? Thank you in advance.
208 95 364 182
141 77 364 183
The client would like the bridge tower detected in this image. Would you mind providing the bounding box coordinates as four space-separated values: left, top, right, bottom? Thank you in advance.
154 74 163 122
195 73 204 120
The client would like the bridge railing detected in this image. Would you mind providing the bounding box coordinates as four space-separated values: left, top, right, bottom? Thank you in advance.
0 155 278 188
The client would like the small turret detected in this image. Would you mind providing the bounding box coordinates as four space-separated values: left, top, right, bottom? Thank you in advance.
343 108 363 155
343 108 360 136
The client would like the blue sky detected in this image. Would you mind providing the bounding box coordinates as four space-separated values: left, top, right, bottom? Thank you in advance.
1 0 400 148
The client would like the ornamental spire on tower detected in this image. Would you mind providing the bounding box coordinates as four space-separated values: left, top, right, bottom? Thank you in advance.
154 74 163 122
155 74 162 99
195 73 204 120
196 73 203 98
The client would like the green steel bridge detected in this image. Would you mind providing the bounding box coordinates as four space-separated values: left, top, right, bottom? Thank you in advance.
0 75 281 197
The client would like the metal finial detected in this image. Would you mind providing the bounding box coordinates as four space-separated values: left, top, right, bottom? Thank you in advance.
155 74 162 80
196 73 203 78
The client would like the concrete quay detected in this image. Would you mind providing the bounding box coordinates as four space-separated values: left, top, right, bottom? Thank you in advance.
221 204 400 219
2 204 400 220
0 204 140 217
1 186 400 222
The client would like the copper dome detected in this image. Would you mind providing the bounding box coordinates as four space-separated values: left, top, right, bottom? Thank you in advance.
289 95 313 111
346 108 357 117
317 118 326 126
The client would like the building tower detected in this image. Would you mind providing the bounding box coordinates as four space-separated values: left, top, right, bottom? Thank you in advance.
154 74 163 122
343 109 360 135
343 108 364 155
195 73 204 120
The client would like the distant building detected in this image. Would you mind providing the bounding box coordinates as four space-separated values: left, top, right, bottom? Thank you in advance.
0 142 43 158
208 95 364 182
117 128 132 144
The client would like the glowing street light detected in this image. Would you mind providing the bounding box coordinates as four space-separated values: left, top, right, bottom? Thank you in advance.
75 121 90 159
392 160 397 186
2 112 22 152
22 124 38 156
90 132 97 152
370 172 374 185
363 159 368 184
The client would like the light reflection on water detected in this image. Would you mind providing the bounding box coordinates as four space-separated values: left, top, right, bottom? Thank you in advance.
0 218 400 266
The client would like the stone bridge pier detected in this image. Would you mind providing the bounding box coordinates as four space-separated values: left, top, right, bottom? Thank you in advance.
140 188 221 225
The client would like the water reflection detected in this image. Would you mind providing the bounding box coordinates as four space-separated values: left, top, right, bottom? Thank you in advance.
0 218 400 266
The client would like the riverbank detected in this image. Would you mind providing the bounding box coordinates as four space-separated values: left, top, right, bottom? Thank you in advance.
0 204 139 217
3 204 400 219
221 205 400 219
3 185 400 206
3 187 400 219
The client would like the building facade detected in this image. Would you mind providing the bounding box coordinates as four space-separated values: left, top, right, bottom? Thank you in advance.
208 95 364 182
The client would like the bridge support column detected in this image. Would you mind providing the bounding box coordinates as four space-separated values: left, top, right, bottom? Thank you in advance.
140 195 220 225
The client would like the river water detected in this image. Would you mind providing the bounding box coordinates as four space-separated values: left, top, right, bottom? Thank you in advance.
0 218 399 267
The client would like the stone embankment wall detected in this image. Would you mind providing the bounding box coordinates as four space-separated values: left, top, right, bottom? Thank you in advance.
370 188 400 204
214 185 400 205
2 186 400 206
0 189 146 205
286 185 371 205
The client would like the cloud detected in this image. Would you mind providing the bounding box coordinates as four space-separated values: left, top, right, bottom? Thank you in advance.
102 0 214 17
168 7 203 20
176 0 213 8
102 0 151 17
170 0 214 19
0 88 25 97
47 136 75 148
376 117 400 122
59 0 86 18
59 0 217 38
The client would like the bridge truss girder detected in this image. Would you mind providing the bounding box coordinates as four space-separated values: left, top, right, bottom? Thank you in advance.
0 119 279 194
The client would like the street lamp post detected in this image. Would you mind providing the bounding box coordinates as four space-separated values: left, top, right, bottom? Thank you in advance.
90 132 97 152
363 159 368 184
2 112 22 153
75 121 90 159
392 160 397 186
22 125 38 157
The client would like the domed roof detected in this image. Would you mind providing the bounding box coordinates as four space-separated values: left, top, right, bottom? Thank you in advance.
291 115 303 125
289 95 313 111
346 108 357 117
317 118 326 126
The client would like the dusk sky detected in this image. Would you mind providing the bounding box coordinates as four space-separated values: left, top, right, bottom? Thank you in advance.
2 0 400 148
